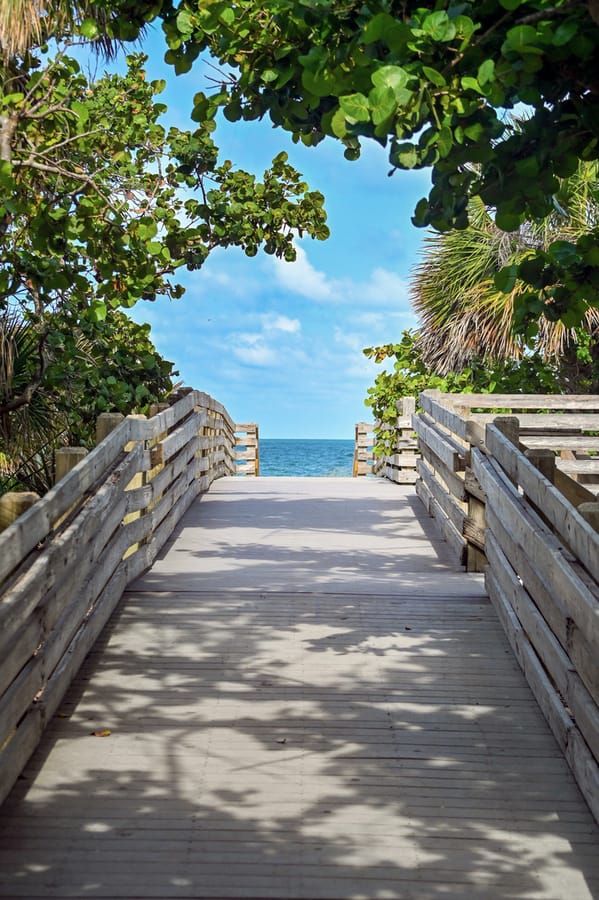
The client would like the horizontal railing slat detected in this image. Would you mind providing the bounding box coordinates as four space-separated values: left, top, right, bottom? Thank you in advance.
442 394 599 410
0 418 133 588
0 444 141 657
486 424 599 583
472 448 599 659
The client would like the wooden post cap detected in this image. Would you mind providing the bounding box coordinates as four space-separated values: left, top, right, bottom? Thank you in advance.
55 447 88 484
525 448 556 483
493 415 520 447
0 491 39 531
578 502 599 533
96 412 125 444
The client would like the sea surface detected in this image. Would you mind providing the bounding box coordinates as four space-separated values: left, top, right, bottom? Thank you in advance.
259 439 354 477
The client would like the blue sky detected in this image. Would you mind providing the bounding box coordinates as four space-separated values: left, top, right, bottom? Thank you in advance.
114 30 430 438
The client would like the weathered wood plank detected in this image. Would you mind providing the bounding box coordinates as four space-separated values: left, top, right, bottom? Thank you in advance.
554 469 598 507
0 618 41 699
559 459 599 475
473 449 599 657
416 477 467 566
0 506 143 761
0 417 133 588
0 443 142 656
0 654 42 754
482 494 599 707
471 413 599 430
419 391 469 441
385 453 420 468
486 532 599 757
159 411 205 463
418 443 467 502
126 438 199 515
141 392 197 441
487 560 599 822
565 730 599 828
0 709 43 808
486 557 572 752
445 394 599 410
125 476 202 582
486 424 599 582
418 456 466 534
40 564 130 726
523 435 599 450
413 414 466 473
380 465 419 484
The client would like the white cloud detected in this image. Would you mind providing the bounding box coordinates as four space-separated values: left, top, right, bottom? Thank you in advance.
261 313 301 333
333 328 364 352
269 242 412 313
231 331 279 367
271 245 335 301
361 267 410 303
234 344 278 366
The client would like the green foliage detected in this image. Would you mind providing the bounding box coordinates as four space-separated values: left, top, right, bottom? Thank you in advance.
0 308 177 494
43 309 178 446
158 0 599 325
0 44 328 455
363 330 564 456
0 49 327 321
411 168 599 374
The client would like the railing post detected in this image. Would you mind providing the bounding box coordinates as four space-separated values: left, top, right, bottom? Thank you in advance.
96 412 125 444
578 502 599 534
453 403 487 574
353 422 373 477
466 413 520 568
233 424 259 476
54 447 88 484
0 491 39 531
524 448 556 530
148 402 170 418
494 416 520 487
254 425 260 477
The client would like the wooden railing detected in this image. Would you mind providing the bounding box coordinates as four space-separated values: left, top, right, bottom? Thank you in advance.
410 391 599 822
234 423 259 476
355 400 420 481
353 422 375 476
373 398 420 483
0 390 238 807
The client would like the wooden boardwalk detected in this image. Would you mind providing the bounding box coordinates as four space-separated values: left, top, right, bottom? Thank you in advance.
0 477 598 899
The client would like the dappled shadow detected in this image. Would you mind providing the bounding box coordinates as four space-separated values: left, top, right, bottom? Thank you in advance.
1 585 598 899
132 479 482 595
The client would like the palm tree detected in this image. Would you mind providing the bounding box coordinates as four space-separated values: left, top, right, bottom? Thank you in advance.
0 311 68 493
412 162 599 378
0 0 136 59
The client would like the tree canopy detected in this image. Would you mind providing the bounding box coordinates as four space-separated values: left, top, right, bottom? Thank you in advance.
152 0 599 326
0 309 177 494
363 330 567 456
0 25 329 451
412 163 599 386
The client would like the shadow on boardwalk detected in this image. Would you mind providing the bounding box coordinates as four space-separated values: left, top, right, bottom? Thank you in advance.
1 590 597 899
0 479 597 898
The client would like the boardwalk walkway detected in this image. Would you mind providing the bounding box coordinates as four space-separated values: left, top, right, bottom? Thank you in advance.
0 477 598 899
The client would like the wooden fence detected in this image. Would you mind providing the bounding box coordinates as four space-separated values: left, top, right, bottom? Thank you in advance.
0 390 238 807
410 390 599 822
353 422 375 476
372 398 420 483
355 400 420 480
234 423 260 476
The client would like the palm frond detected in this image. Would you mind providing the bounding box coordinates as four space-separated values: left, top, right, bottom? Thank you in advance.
412 162 599 375
0 0 122 59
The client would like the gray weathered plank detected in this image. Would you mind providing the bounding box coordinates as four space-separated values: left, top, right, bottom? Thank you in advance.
486 424 599 582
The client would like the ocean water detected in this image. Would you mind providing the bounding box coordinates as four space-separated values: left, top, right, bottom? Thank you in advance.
259 439 355 477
